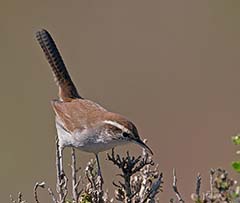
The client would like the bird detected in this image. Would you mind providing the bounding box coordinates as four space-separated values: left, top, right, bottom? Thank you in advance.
35 29 153 181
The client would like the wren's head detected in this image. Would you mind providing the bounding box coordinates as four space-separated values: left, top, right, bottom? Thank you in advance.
102 113 153 155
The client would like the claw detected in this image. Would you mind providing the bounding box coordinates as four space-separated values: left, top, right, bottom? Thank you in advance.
60 170 65 180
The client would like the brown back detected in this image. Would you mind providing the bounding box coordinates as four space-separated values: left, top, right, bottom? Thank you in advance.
52 99 107 132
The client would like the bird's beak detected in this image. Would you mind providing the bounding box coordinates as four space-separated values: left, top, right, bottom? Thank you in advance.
134 139 153 155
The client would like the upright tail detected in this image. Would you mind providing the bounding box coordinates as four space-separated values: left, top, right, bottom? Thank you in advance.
36 29 82 101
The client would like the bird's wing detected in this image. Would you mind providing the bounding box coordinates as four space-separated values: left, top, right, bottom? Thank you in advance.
51 99 107 132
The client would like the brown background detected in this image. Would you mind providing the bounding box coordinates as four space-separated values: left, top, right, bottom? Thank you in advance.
1 1 240 202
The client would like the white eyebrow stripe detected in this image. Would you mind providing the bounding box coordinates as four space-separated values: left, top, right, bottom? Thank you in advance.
103 120 131 134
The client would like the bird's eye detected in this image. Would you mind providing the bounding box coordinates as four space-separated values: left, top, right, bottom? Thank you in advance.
123 132 129 137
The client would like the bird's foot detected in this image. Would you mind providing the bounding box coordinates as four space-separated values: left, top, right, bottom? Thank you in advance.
60 170 66 180
97 171 104 185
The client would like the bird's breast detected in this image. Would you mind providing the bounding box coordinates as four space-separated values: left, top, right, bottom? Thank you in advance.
56 121 127 153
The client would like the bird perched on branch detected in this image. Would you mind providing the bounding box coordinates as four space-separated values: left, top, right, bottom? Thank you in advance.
36 29 153 181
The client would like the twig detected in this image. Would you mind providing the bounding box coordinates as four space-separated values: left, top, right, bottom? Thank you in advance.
48 187 57 203
10 194 16 203
71 147 82 202
10 192 27 203
107 149 134 200
196 173 201 200
34 181 58 203
109 146 161 203
142 172 163 203
85 160 97 191
56 137 63 198
17 192 23 203
55 137 68 203
210 169 215 200
173 168 184 203
85 159 104 203
108 148 154 198
33 182 45 203
62 175 68 202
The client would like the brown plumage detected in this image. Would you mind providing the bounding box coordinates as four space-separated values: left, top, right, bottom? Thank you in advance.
52 99 107 132
52 99 139 138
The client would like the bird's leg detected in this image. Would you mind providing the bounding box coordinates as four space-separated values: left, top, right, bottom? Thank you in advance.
95 154 104 185
56 142 65 182
59 146 65 178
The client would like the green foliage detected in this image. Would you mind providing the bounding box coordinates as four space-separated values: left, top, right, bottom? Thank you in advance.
232 134 240 173
80 193 92 203
232 134 240 145
191 168 240 203
232 161 240 173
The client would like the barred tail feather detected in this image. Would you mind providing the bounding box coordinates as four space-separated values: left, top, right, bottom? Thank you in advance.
36 29 81 101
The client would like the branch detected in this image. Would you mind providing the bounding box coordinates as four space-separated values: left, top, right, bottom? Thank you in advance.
209 168 214 200
142 172 163 202
17 192 23 203
172 168 184 203
109 146 162 202
47 187 57 203
84 159 104 202
55 137 68 203
10 192 27 203
33 182 45 203
71 147 82 202
196 173 201 199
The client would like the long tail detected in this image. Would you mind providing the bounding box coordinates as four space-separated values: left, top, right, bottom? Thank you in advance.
36 29 82 101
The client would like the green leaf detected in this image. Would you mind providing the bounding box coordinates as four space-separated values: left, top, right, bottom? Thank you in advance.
232 161 240 172
80 193 92 203
232 135 240 145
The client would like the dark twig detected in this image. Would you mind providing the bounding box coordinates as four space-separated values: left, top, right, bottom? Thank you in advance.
107 149 135 201
173 168 184 203
107 147 154 200
17 192 23 203
33 182 45 203
109 144 162 203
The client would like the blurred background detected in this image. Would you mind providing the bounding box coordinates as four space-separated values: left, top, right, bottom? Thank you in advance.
1 0 240 202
